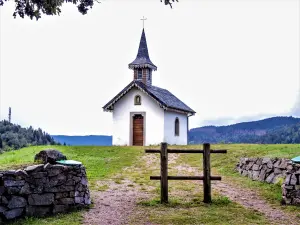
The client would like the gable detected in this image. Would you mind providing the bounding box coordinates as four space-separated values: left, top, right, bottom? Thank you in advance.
111 87 164 113
103 81 196 115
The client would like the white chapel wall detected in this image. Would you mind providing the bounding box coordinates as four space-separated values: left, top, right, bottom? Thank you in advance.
164 111 188 145
112 87 164 146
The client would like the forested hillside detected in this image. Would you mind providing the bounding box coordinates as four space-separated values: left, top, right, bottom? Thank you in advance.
0 120 59 152
189 116 300 144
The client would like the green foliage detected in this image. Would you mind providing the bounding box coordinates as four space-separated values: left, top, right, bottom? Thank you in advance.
0 120 59 153
0 0 178 20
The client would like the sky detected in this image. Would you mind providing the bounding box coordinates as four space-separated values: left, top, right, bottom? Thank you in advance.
0 0 299 135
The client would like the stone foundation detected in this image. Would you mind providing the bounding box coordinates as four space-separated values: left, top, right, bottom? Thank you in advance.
0 163 91 222
236 157 300 206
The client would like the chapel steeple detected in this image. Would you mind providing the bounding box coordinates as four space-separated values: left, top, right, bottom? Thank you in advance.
128 28 157 86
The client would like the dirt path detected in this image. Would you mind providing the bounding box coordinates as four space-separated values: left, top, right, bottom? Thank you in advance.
176 160 299 225
212 181 298 225
83 153 299 225
83 179 149 225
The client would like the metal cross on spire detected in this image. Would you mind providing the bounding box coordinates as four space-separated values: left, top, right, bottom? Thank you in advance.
141 16 147 29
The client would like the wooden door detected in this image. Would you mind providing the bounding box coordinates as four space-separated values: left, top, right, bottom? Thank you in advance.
132 114 144 146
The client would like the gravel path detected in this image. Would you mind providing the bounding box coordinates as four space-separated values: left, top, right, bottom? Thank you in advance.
83 153 299 225
83 180 149 225
212 181 299 225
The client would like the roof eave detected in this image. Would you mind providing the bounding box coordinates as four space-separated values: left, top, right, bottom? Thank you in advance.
128 63 157 71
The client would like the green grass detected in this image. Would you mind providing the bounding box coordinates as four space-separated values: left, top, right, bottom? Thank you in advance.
10 211 83 225
0 145 144 188
0 145 143 224
1 144 299 224
178 144 300 206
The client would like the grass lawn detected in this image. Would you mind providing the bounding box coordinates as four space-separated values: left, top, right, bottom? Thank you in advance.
178 144 300 212
0 145 143 224
0 144 299 224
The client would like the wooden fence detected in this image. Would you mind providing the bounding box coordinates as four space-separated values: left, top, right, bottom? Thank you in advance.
145 142 227 203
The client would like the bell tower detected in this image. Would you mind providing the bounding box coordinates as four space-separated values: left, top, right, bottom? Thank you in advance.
128 28 157 86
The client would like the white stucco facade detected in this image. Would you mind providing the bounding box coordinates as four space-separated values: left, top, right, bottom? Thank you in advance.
112 87 164 146
163 111 188 145
111 87 189 146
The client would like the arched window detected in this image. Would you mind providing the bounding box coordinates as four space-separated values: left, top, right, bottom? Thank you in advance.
175 117 180 136
134 95 141 105
137 69 143 79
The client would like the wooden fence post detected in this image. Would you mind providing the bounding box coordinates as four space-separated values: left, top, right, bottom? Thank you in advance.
160 142 168 203
203 143 211 203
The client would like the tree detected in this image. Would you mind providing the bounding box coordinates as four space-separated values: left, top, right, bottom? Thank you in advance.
0 0 178 21
0 137 3 149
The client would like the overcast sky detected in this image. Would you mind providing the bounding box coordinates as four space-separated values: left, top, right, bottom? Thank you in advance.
0 0 299 135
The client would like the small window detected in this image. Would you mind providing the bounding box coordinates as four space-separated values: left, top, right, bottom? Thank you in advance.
175 117 179 136
134 95 141 105
148 69 152 80
137 69 143 79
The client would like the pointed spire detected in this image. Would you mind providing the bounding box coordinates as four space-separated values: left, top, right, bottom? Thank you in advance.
129 29 157 71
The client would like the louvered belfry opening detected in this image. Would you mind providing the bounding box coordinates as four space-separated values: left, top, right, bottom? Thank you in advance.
132 114 144 146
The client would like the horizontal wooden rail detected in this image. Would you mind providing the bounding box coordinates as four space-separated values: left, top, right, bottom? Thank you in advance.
150 176 222 181
145 149 227 154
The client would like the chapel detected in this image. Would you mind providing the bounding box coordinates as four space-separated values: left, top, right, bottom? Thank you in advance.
103 28 195 146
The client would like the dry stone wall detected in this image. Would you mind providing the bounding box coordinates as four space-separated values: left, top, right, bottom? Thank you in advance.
236 157 300 206
282 163 300 205
0 163 91 222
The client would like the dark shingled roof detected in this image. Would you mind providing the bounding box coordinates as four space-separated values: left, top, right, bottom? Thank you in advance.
103 80 195 115
128 29 157 71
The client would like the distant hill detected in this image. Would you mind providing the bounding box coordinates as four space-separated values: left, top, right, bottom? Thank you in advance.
0 120 58 153
52 135 112 146
188 116 300 144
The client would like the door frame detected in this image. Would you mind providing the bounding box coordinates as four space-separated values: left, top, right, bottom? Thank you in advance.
130 112 146 146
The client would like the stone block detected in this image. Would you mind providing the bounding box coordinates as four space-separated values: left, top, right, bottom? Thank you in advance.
285 174 291 185
55 192 69 199
0 186 5 196
267 161 273 169
7 187 21 195
26 206 51 217
252 171 260 181
278 160 288 169
32 172 48 179
65 179 75 186
28 193 54 206
0 205 8 213
252 164 260 171
58 198 74 205
34 149 67 164
274 168 282 175
8 196 27 209
53 205 68 214
256 158 263 165
262 158 271 164
75 197 84 204
274 160 281 168
246 161 254 170
1 196 8 205
266 173 275 183
25 165 44 173
81 177 88 186
20 183 31 195
3 208 23 219
4 180 25 187
47 166 66 177
290 174 297 185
